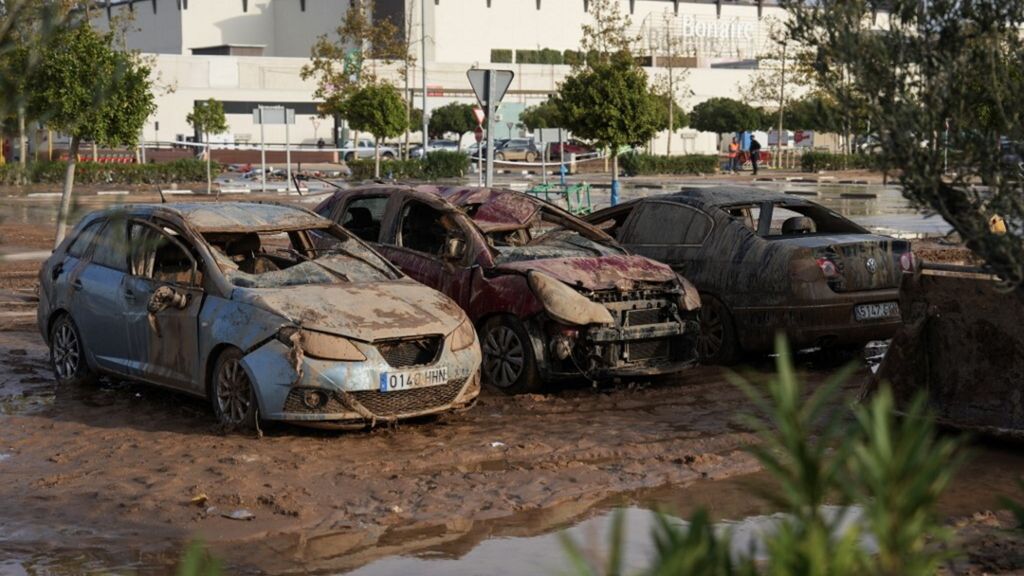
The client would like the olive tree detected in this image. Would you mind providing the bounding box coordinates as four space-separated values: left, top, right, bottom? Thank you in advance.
343 82 407 178
519 99 562 131
29 23 155 246
689 97 764 147
186 98 228 195
554 0 658 204
783 0 1024 287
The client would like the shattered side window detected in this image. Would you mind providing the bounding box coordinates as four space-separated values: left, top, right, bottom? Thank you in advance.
763 203 865 237
340 196 388 242
724 205 761 233
398 201 448 257
90 221 130 272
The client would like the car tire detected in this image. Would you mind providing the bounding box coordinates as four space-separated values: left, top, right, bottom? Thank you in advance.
480 316 542 394
495 152 506 161
698 294 739 365
525 152 537 162
211 347 259 430
49 314 97 387
344 152 355 162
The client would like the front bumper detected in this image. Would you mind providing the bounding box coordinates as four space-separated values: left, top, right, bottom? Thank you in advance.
240 336 482 427
733 290 903 352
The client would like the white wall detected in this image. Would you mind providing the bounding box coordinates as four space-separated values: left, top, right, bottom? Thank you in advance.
95 0 184 55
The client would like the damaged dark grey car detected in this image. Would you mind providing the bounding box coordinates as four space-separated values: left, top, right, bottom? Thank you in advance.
37 203 481 429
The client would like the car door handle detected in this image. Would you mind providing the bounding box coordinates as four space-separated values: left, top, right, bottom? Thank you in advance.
51 262 64 280
124 289 136 302
71 279 83 291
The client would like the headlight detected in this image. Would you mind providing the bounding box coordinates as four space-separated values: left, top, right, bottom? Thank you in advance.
277 327 366 361
675 274 701 312
450 318 477 351
527 271 614 326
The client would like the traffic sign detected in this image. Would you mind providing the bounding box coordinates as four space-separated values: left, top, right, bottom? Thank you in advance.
472 107 485 126
467 69 514 109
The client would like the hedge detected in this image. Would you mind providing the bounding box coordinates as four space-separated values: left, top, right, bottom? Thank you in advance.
490 49 513 63
619 153 719 176
800 152 880 172
348 150 470 181
0 159 217 185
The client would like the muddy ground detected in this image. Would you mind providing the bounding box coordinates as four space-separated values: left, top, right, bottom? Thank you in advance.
1 201 1022 575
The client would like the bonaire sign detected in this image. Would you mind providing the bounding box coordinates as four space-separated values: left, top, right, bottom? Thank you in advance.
642 16 760 58
679 16 755 40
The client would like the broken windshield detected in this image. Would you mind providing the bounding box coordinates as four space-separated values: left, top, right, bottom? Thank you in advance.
489 208 624 264
203 226 400 288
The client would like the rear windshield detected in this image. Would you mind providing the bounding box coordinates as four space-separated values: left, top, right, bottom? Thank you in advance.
203 226 399 288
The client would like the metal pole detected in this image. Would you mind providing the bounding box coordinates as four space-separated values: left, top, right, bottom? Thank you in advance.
285 118 292 192
540 131 547 185
421 0 428 157
259 107 267 194
485 70 496 187
477 139 483 187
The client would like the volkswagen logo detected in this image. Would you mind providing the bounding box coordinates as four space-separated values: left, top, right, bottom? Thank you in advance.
865 257 878 274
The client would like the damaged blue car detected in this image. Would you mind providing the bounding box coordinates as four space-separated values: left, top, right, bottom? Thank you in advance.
37 202 481 430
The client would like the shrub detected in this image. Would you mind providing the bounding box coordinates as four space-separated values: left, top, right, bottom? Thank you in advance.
0 159 218 185
563 50 585 66
800 151 879 172
537 48 564 65
490 49 513 64
347 151 468 181
0 163 28 185
516 49 537 64
619 153 719 176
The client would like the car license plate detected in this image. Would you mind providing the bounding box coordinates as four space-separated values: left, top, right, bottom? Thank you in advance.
854 302 900 322
379 366 448 392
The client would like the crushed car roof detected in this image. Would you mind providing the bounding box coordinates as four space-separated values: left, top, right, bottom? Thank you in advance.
99 202 326 232
436 187 540 231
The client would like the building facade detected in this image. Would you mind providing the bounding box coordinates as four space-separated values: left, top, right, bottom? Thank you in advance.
92 0 786 153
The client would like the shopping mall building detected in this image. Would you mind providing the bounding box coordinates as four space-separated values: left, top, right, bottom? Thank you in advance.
90 0 786 154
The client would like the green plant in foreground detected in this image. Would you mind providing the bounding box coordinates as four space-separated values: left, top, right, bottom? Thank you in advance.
176 540 221 576
562 335 962 576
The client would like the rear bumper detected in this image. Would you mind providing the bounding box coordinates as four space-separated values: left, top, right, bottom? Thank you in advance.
733 291 903 352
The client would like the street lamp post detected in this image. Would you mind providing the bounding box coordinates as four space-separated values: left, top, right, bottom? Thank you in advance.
421 0 429 157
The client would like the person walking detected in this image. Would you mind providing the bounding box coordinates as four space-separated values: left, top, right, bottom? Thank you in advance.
728 138 740 174
749 135 762 176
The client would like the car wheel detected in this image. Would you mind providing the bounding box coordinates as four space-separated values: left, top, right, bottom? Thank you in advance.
698 295 739 365
211 348 259 430
481 316 541 394
344 152 355 162
495 152 506 161
49 314 97 387
525 152 537 162
382 152 395 160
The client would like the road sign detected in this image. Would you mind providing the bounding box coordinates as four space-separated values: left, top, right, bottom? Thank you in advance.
474 127 484 142
467 69 515 187
467 70 514 109
253 106 295 125
472 107 485 126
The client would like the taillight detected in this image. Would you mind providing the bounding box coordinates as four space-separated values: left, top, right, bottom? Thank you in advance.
816 257 840 279
899 251 918 272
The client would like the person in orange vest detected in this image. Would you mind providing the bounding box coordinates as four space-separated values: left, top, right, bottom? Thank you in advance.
728 137 740 174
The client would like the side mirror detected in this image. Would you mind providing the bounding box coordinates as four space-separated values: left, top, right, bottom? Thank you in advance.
443 236 466 262
148 285 190 314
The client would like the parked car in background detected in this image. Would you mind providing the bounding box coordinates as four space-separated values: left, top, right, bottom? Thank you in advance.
316 186 702 393
410 140 460 159
586 187 916 364
547 139 595 161
340 138 399 162
495 139 540 162
38 203 481 430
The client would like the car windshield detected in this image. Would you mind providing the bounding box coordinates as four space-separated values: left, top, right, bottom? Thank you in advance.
203 225 399 288
489 207 623 263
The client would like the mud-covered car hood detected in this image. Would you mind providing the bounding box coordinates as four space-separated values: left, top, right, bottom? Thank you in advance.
233 280 464 341
495 255 677 291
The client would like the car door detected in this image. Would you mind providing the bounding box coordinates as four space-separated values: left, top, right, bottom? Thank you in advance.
69 217 133 374
620 201 714 279
121 219 204 392
377 195 475 304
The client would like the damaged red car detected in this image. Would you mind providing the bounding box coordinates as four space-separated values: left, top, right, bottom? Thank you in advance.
315 186 701 393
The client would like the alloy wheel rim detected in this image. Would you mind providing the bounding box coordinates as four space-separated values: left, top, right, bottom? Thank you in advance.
217 359 252 424
482 326 525 388
699 305 724 359
53 322 80 380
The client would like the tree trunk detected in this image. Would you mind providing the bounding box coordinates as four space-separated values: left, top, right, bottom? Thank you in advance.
55 136 81 248
374 136 381 179
206 131 213 196
777 42 787 171
667 66 674 156
404 75 412 160
17 106 27 168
